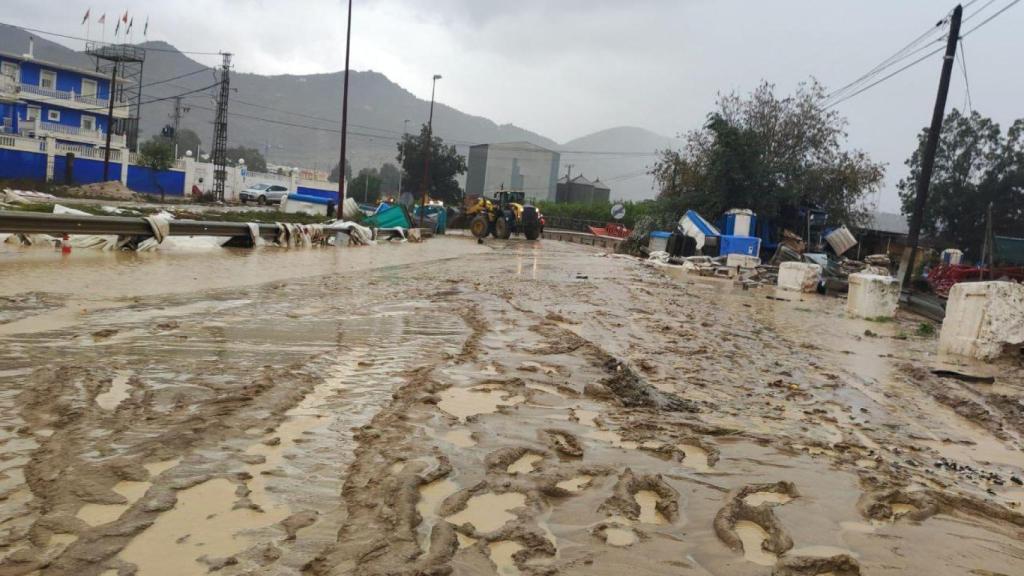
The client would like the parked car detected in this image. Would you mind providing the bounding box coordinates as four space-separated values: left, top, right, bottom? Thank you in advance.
240 183 289 205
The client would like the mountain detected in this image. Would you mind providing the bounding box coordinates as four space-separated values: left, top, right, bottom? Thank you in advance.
561 127 681 202
1 25 671 200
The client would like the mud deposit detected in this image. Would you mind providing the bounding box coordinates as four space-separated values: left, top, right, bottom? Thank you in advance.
2 237 1024 575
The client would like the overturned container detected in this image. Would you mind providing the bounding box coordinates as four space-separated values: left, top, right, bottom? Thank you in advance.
777 262 822 292
939 281 1024 360
846 273 900 319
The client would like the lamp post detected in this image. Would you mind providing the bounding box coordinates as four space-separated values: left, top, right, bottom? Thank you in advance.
336 0 353 220
419 74 441 226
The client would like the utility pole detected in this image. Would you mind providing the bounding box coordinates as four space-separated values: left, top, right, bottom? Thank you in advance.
565 164 573 201
170 95 189 158
212 53 232 202
419 74 441 226
901 4 962 289
102 63 118 181
398 118 409 195
337 0 353 219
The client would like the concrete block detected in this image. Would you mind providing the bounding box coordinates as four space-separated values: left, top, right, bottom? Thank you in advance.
777 262 822 292
939 281 1024 360
726 253 761 269
846 273 900 319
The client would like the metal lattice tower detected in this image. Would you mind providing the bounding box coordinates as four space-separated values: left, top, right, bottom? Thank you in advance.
86 42 145 150
212 53 232 201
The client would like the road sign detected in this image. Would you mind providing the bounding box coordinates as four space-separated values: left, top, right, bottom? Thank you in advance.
611 203 626 220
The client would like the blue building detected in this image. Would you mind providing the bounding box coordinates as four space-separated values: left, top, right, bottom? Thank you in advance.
0 39 128 149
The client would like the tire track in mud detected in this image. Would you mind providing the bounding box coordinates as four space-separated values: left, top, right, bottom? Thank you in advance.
0 283 471 575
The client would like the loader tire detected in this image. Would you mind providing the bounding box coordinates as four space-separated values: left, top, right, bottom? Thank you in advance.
470 215 490 239
495 217 512 239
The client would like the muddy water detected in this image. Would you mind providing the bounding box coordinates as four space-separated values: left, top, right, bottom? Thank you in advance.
635 490 668 524
507 453 542 475
416 478 459 551
445 492 526 533
743 491 793 507
734 520 776 566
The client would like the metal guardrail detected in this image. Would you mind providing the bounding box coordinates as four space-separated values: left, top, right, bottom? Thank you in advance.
0 211 282 240
543 216 608 233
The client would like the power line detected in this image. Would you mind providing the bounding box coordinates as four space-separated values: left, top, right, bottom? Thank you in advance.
957 39 973 114
961 0 1022 36
825 45 945 110
822 0 1019 110
140 67 211 88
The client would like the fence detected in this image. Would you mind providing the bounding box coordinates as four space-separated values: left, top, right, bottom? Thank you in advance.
0 134 337 201
543 216 609 233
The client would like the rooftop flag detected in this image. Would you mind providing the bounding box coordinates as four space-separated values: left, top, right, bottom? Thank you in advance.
144 16 149 37
82 9 90 25
98 13 106 24
122 11 128 24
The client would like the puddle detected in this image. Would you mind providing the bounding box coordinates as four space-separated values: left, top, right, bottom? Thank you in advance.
787 545 857 558
456 533 478 549
438 386 523 421
441 428 476 447
604 527 637 546
556 475 592 493
416 478 459 551
573 408 598 427
854 458 878 469
635 490 668 524
677 444 711 472
489 540 523 575
525 383 565 398
118 478 275 575
519 361 559 375
48 534 77 547
840 520 876 534
743 491 792 507
507 454 542 475
445 492 526 533
144 458 180 478
77 480 150 529
890 503 918 518
734 520 777 566
95 371 133 410
585 429 638 449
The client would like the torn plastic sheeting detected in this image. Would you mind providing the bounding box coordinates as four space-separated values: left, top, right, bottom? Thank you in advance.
326 221 374 246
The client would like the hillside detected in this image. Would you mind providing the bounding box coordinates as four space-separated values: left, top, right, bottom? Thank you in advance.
1 25 671 199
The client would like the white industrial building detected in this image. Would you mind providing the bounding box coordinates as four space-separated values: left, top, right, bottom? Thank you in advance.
466 141 560 202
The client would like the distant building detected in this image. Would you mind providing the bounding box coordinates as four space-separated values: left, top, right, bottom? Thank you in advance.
0 38 130 149
466 141 560 202
555 174 611 204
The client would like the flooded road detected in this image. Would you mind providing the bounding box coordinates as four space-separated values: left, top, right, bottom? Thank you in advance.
1 237 1023 575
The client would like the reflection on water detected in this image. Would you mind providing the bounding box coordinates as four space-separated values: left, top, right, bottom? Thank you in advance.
0 238 488 299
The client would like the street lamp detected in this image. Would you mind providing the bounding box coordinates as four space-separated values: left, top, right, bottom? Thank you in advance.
419 74 442 226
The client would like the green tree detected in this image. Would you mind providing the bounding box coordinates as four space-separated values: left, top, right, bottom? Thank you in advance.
379 162 401 197
137 139 175 202
176 128 202 158
328 159 352 184
898 109 1024 258
226 146 267 172
397 125 467 205
351 168 383 203
652 80 884 228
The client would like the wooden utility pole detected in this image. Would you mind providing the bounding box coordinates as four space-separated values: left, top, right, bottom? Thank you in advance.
902 4 962 289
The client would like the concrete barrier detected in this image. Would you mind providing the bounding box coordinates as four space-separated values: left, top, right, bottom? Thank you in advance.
847 273 900 318
938 281 1024 360
541 229 622 251
777 262 822 292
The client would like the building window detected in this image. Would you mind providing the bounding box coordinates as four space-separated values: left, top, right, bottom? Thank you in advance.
0 61 17 82
47 110 60 122
81 78 97 99
26 106 40 122
40 70 56 90
81 115 96 131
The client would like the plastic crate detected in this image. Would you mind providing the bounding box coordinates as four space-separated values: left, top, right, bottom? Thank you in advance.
719 234 760 256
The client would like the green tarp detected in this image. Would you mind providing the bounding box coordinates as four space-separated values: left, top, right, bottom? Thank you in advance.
994 236 1024 266
361 205 412 229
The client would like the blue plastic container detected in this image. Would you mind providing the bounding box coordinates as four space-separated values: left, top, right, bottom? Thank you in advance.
649 231 672 253
719 234 761 256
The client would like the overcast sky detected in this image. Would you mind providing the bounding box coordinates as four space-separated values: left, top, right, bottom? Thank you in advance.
5 0 1023 211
